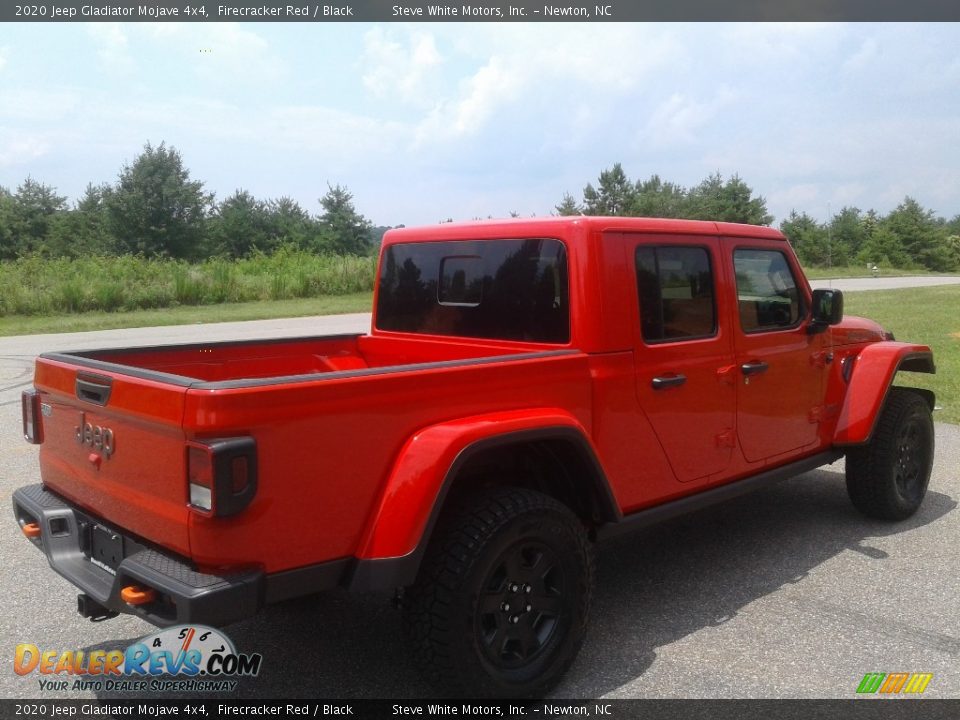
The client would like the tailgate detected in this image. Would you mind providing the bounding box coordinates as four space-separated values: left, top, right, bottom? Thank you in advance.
33 355 192 556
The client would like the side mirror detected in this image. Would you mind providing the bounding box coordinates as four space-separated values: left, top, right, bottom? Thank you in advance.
808 288 843 334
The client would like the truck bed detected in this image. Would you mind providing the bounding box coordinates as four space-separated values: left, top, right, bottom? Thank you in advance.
49 333 559 385
32 332 590 575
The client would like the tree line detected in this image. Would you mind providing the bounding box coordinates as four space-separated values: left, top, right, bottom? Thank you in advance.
3 149 958 272
557 163 960 271
0 142 388 262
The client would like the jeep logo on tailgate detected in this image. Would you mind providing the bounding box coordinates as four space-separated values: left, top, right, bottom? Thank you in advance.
75 412 115 458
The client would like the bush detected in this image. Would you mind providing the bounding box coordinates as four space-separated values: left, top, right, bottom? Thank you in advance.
0 251 377 317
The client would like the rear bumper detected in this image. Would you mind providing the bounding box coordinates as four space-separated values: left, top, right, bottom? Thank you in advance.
13 484 263 627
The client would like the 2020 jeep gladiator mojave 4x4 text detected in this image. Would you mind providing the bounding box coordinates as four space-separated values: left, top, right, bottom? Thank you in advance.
15 217 935 697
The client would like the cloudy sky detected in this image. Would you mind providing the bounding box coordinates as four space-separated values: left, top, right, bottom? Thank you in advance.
0 22 958 226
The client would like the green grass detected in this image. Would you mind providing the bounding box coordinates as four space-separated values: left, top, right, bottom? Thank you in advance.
845 285 960 424
0 250 376 317
0 293 372 337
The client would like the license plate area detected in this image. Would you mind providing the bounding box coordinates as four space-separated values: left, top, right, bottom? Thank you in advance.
85 524 124 573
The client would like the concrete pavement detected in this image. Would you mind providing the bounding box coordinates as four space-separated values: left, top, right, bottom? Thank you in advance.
810 275 960 292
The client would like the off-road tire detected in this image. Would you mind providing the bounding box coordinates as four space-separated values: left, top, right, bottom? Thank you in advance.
846 387 934 521
403 486 594 698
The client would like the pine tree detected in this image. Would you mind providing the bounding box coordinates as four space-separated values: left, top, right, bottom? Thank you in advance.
318 184 373 255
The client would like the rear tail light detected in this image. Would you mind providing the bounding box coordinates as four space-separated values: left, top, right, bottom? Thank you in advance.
186 438 257 517
22 389 43 444
188 445 215 511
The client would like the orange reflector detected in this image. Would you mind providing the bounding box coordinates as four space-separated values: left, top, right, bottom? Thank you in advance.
121 585 157 606
22 522 41 539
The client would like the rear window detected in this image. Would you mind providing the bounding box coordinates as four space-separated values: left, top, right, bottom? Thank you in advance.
376 238 569 343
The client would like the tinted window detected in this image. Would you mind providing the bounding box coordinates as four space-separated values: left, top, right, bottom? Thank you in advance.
635 246 716 342
733 248 803 332
377 238 569 343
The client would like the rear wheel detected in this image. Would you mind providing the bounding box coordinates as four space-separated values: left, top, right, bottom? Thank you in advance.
846 388 934 521
403 486 593 698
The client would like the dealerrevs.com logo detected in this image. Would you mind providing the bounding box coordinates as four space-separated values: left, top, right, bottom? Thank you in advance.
856 672 934 696
15 625 262 693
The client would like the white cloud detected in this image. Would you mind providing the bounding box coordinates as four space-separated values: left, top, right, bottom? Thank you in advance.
490 24 678 91
60 93 400 164
643 88 737 147
842 38 879 76
0 47 8 73
452 55 522 136
412 25 682 146
412 54 520 144
198 24 279 84
0 135 51 167
142 23 282 86
0 89 81 122
261 105 404 158
361 28 442 107
723 23 842 61
86 23 134 75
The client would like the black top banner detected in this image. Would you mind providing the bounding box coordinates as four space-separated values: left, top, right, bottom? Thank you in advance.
2 0 958 22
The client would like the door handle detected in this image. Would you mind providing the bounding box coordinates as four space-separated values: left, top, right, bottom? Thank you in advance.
740 361 769 376
651 374 687 390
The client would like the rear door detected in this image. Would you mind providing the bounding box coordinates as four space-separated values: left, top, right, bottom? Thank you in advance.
626 234 737 483
723 239 823 462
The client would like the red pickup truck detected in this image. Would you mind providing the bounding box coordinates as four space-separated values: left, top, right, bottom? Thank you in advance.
15 217 935 697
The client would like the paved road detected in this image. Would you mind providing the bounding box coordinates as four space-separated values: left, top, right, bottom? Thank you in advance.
810 275 960 292
1 310 958 701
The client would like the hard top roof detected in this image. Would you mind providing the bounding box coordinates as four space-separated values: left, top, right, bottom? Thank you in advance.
383 216 785 244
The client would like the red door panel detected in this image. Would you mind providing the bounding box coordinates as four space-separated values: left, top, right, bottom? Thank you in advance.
724 240 824 462
624 234 736 483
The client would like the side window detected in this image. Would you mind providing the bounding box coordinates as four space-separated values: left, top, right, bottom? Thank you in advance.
635 246 716 343
733 248 803 332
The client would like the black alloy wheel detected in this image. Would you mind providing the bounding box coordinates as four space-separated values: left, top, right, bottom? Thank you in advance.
404 486 594 698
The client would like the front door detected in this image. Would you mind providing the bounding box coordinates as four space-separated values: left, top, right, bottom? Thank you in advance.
723 239 823 462
628 235 737 483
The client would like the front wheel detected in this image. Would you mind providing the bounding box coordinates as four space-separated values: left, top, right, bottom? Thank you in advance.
846 387 934 521
403 487 594 698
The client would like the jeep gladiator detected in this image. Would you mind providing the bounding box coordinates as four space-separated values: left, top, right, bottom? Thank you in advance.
14 217 936 697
